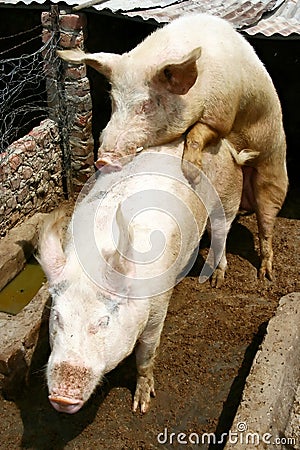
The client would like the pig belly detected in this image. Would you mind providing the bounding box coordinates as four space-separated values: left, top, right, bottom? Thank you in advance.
240 166 256 212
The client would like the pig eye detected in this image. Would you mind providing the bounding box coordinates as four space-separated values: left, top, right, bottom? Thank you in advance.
98 315 110 327
51 309 64 330
88 316 110 334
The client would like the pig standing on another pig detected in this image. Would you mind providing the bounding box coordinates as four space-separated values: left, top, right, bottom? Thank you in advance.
38 137 253 414
57 13 288 281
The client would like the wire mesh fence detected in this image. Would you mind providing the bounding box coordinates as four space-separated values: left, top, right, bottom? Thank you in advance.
0 8 81 234
1 25 51 152
0 9 77 198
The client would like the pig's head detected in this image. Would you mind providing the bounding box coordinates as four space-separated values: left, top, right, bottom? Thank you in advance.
46 283 113 414
38 209 147 414
57 46 201 167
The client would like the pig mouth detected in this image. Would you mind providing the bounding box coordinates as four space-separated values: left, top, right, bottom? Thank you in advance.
49 394 84 414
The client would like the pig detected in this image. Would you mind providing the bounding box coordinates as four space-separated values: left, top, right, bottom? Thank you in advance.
57 13 288 281
38 137 253 414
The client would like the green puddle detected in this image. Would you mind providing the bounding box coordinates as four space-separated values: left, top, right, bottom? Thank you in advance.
0 256 46 315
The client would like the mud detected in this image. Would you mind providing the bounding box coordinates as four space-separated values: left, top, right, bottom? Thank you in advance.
0 190 299 450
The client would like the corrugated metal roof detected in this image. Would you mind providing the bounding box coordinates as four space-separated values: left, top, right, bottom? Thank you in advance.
75 0 300 37
0 0 299 37
88 0 284 29
244 0 300 36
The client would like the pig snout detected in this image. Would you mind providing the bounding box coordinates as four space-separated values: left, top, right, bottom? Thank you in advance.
95 155 123 172
49 395 84 414
95 148 142 172
47 362 96 414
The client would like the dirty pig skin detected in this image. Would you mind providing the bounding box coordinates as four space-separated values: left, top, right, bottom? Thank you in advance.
38 137 253 414
58 13 288 282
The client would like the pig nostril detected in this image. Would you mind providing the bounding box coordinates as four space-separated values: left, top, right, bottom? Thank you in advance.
95 159 107 169
49 395 84 414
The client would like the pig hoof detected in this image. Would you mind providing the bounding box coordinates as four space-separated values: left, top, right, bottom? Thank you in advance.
133 376 155 413
258 264 273 281
211 268 225 288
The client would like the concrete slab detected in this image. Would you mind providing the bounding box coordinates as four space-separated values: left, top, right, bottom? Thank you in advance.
0 213 50 398
0 284 50 398
225 292 300 449
285 384 300 449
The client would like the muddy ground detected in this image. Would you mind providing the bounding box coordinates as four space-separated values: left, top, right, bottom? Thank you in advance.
0 189 299 450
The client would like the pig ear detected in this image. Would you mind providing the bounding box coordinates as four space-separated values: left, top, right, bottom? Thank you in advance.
154 47 201 95
57 48 120 78
37 210 67 284
103 203 135 296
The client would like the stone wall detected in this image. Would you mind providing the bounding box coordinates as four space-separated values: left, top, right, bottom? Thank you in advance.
0 10 95 237
41 9 94 192
0 119 63 236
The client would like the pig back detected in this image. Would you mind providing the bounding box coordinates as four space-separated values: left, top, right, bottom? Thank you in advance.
73 140 209 298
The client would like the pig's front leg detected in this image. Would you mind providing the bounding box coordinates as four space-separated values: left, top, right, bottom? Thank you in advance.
133 350 155 414
182 122 219 184
133 299 169 413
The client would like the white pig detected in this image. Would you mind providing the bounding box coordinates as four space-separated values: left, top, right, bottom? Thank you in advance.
38 138 253 414
57 13 288 281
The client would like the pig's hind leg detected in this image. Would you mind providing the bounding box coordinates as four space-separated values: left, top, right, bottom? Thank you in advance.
252 162 288 280
133 296 169 413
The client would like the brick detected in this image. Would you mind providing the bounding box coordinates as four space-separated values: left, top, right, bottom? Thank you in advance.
70 139 93 156
74 111 92 129
84 154 94 167
65 78 90 97
65 64 87 80
59 13 87 31
42 29 52 44
66 93 92 112
59 31 84 49
41 11 52 29
43 61 57 78
71 126 92 141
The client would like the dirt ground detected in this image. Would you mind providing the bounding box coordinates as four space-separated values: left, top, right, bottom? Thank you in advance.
0 189 299 450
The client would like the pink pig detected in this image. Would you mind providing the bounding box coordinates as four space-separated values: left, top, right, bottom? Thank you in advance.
38 137 253 414
57 13 288 280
